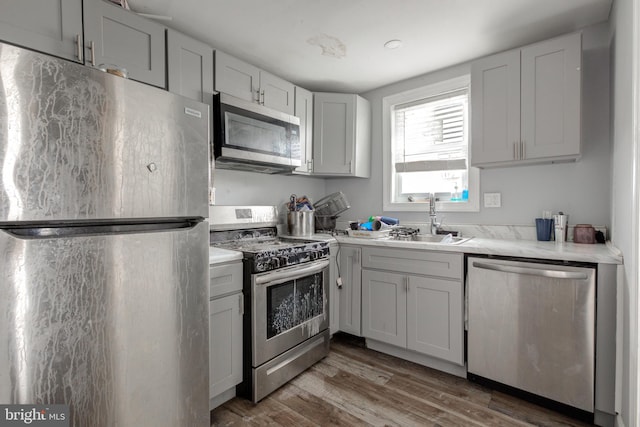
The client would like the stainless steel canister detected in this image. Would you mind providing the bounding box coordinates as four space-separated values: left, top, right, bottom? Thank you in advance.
287 211 314 236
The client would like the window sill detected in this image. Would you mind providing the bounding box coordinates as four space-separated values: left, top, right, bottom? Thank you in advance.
383 200 479 213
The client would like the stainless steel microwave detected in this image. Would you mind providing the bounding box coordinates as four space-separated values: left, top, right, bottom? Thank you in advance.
212 92 301 174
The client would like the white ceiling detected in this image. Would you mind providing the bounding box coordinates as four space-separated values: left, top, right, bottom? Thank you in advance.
127 0 613 93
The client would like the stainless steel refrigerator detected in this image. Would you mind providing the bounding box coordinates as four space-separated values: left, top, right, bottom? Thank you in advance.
0 43 210 426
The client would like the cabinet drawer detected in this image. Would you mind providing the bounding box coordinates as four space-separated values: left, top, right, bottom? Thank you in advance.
210 262 243 298
362 248 462 279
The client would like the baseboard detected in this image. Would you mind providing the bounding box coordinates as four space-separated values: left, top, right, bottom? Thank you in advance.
209 387 236 411
365 339 467 378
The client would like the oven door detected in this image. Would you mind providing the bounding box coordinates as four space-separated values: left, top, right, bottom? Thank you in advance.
252 259 329 367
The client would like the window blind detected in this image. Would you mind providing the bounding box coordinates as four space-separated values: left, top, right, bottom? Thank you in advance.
393 87 468 173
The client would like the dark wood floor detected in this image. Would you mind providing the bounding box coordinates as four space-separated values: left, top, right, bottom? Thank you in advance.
211 333 593 427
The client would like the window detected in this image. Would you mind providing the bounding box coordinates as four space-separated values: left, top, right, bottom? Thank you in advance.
383 75 479 212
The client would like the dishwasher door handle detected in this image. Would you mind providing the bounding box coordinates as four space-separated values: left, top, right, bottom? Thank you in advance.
472 261 589 280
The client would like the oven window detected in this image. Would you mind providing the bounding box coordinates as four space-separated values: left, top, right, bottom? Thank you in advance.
267 272 324 339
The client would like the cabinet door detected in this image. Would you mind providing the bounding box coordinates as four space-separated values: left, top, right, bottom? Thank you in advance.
352 95 371 178
328 245 339 335
83 0 166 88
0 0 83 63
521 33 581 160
167 29 213 104
407 276 463 365
214 50 260 103
209 293 243 399
313 93 355 175
260 71 295 114
361 270 406 347
470 49 521 166
293 86 313 174
338 246 362 336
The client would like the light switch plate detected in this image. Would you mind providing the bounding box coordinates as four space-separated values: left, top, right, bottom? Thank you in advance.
484 192 501 208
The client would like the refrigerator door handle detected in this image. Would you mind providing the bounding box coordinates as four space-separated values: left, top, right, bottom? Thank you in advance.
2 220 202 239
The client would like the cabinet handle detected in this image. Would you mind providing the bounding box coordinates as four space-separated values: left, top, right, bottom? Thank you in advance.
404 277 409 292
307 160 313 172
89 40 96 66
75 34 83 62
255 89 260 103
260 90 265 105
239 293 244 316
513 142 517 160
521 141 526 159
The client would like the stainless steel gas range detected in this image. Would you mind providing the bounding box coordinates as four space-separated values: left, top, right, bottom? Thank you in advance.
209 206 331 402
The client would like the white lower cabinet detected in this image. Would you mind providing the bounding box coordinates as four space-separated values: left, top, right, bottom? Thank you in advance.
361 247 463 365
328 242 340 335
361 270 406 347
406 275 463 363
338 245 362 336
209 261 243 409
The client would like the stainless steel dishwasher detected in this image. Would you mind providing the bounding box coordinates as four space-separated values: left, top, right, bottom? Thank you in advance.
467 256 596 415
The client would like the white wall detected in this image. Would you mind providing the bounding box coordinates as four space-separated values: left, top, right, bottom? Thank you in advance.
212 168 327 210
609 0 639 424
326 24 612 229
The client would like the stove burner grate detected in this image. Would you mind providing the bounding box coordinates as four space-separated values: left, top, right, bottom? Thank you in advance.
210 227 330 273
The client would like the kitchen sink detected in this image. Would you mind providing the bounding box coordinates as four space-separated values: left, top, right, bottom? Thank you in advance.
412 234 473 244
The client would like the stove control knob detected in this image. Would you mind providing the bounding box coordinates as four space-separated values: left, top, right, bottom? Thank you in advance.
270 258 280 269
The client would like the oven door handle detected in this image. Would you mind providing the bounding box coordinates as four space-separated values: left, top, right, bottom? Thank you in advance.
254 259 329 285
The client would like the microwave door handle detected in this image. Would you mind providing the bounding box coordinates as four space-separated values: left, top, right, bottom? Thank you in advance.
472 261 588 280
255 259 329 286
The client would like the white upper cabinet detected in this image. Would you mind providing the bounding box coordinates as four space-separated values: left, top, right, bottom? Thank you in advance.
167 29 213 104
214 50 295 114
0 0 83 63
260 71 295 114
0 0 166 88
293 86 314 174
214 50 259 103
471 32 582 167
313 92 371 177
83 0 166 88
470 50 521 165
520 34 582 160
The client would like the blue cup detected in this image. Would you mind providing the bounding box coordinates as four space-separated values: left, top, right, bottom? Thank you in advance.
535 218 554 241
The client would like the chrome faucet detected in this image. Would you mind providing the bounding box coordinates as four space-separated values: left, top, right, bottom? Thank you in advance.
428 193 439 235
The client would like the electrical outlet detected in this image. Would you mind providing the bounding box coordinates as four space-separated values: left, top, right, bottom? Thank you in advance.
484 192 501 208
336 277 343 288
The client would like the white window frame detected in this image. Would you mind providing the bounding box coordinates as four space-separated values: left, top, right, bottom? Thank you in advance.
382 75 479 212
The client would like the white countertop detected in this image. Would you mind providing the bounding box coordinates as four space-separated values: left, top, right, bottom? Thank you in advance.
209 247 243 265
335 235 623 265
